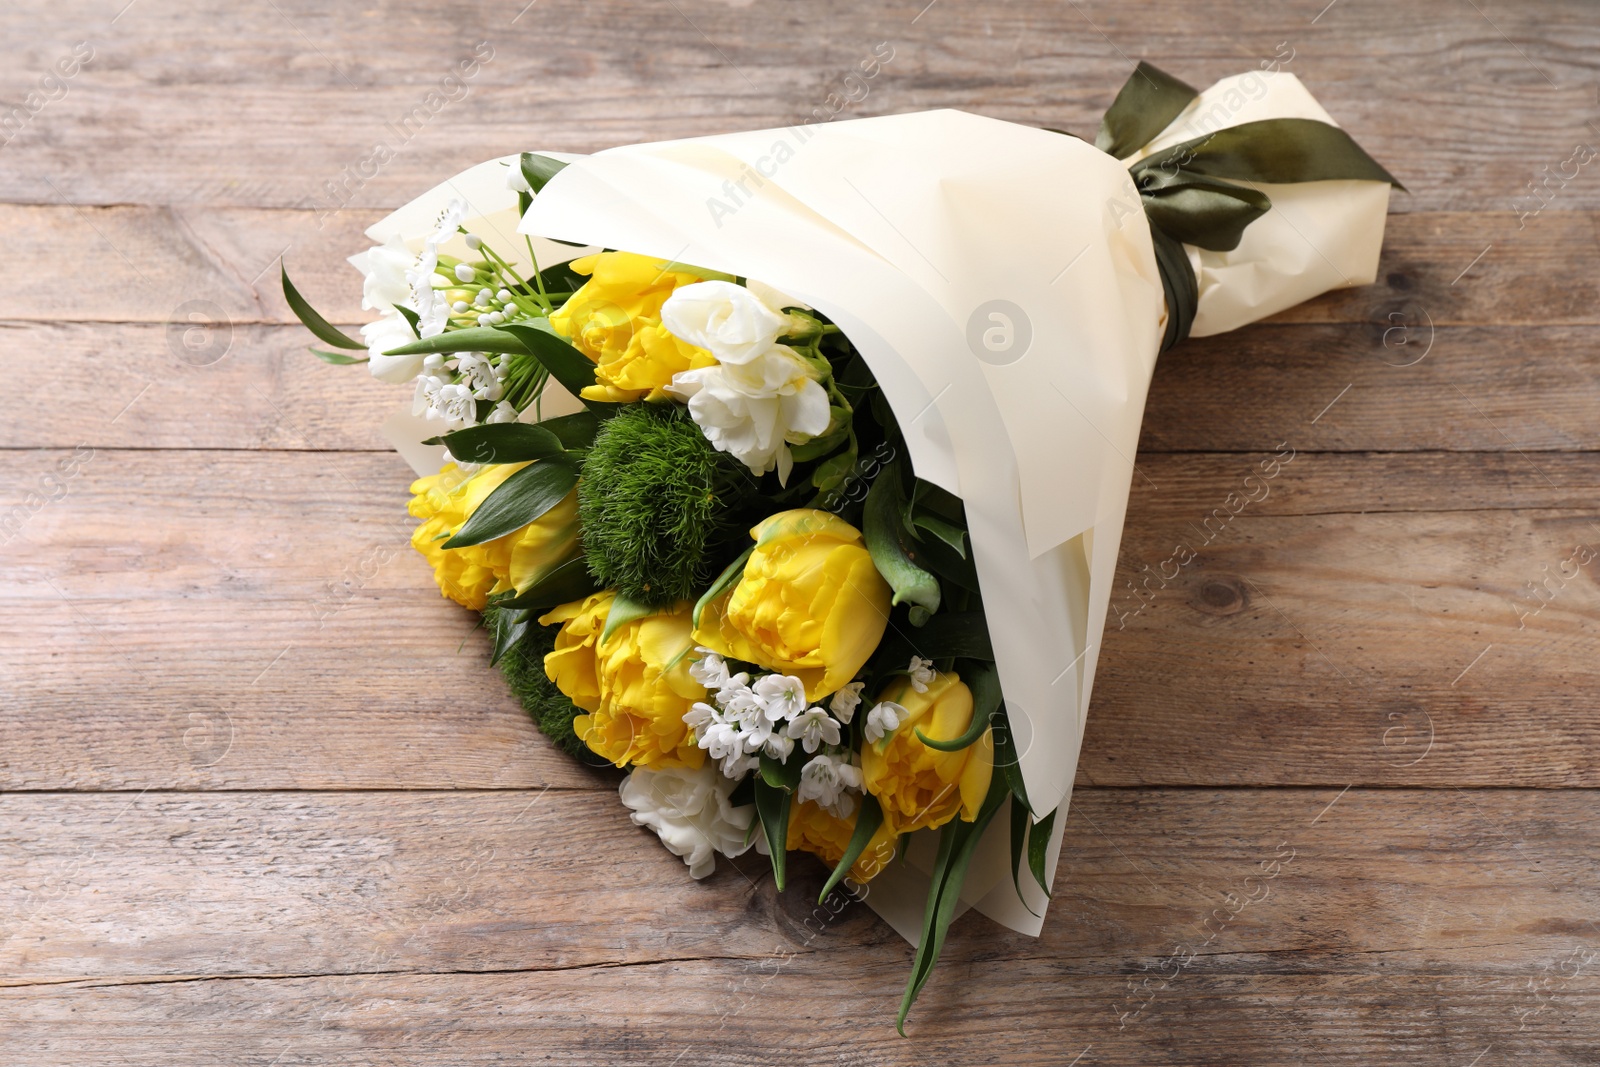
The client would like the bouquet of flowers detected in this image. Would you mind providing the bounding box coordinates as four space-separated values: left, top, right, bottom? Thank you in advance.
285 62 1397 1028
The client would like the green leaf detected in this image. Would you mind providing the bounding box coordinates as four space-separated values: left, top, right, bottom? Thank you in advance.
913 662 998 751
897 770 1009 1034
863 460 940 617
521 152 569 193
443 459 578 548
910 512 968 559
871 612 993 672
497 323 620 416
758 750 804 793
311 348 369 365
753 777 792 892
1026 807 1057 900
1008 797 1041 918
393 303 422 338
819 793 883 903
491 555 597 610
489 607 531 668
599 591 658 647
692 545 753 629
536 260 589 295
282 266 365 350
435 423 564 465
535 410 601 450
381 324 532 357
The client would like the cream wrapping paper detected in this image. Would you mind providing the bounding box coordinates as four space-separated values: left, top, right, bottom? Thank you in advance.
367 70 1389 943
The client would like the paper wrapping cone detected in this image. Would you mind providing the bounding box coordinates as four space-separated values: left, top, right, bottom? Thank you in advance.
368 70 1389 942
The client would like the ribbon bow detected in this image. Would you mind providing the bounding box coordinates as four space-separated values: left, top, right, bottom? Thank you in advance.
1095 62 1403 350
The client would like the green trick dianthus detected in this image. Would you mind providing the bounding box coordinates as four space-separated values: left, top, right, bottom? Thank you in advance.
578 403 755 606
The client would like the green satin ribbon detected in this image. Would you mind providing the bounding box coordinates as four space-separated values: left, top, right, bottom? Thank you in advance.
1094 61 1403 350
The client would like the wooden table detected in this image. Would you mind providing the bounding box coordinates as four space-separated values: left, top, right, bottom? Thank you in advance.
3 1 1597 1063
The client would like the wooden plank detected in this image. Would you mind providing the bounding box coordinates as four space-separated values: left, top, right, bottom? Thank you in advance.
1 1 1596 211
1 448 1597 789
0 787 1596 1063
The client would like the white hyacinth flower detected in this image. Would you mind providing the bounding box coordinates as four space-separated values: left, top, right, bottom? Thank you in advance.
828 680 866 724
753 673 808 724
659 280 796 365
908 656 936 694
785 707 841 754
455 353 504 402
864 701 906 744
798 752 864 819
688 648 730 690
617 764 754 880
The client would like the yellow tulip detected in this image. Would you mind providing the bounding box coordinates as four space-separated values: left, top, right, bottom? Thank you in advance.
787 799 900 884
860 672 994 837
407 462 580 611
549 252 716 403
540 591 707 770
693 509 891 702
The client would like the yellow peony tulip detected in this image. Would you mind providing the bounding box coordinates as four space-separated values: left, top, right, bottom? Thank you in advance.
693 509 891 702
549 252 716 403
408 462 581 611
540 591 707 770
860 672 994 837
787 799 900 884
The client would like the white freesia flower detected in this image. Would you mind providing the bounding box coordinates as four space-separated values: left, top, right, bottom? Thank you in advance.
362 313 424 384
908 656 936 694
670 363 831 482
356 234 416 313
828 680 866 724
660 280 795 365
864 700 906 744
786 707 841 754
618 763 754 880
753 673 808 724
798 752 864 819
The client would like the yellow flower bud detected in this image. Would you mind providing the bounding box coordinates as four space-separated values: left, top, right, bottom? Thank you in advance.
548 252 716 403
540 591 707 770
407 462 580 611
693 509 892 702
860 672 994 837
787 799 899 884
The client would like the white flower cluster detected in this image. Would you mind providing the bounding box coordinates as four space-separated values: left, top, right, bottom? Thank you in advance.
661 281 832 483
617 763 754 880
354 199 524 433
683 649 862 816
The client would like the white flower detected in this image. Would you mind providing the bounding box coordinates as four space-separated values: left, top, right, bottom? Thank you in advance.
485 400 518 424
454 353 504 401
688 648 731 690
430 382 477 429
785 707 841 754
412 373 446 418
753 673 808 724
682 701 719 734
908 656 936 694
660 280 795 365
864 701 905 744
355 234 416 313
361 313 424 384
430 198 468 246
798 752 864 819
721 751 760 780
618 764 754 880
828 680 866 724
762 731 795 762
697 721 742 761
668 352 831 481
719 685 763 728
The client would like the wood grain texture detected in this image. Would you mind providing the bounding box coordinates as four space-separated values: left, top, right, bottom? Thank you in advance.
2 0 1598 1062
